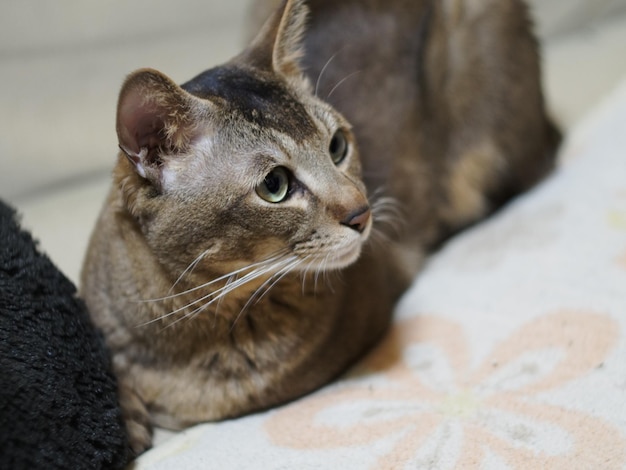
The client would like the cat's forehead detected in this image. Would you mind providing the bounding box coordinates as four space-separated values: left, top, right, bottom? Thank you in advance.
182 65 317 142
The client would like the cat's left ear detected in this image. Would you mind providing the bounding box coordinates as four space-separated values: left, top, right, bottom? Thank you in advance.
243 0 309 80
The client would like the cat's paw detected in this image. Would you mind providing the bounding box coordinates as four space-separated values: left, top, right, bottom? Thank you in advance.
118 381 153 457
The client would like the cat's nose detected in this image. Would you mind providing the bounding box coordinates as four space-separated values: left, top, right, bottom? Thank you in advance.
341 206 371 233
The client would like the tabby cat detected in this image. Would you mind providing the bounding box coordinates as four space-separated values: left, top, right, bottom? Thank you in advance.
81 0 559 454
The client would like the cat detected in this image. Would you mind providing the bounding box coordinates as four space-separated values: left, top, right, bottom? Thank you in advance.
81 0 560 455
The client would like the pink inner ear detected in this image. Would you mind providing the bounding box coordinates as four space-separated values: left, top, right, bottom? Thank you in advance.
117 91 165 157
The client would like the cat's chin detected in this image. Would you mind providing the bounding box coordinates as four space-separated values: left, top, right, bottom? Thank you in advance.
300 240 365 272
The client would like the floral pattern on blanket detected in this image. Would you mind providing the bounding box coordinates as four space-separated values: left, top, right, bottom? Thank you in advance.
265 312 626 469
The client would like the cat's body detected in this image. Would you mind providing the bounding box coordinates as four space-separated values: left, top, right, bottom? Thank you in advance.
81 0 559 454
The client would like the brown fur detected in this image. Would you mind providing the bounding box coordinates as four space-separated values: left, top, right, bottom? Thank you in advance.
81 0 559 456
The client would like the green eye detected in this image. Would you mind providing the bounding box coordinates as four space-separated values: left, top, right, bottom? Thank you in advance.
329 129 349 165
256 166 290 203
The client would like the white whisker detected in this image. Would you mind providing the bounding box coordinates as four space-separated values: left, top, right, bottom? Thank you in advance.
252 257 304 305
214 273 236 317
315 49 342 97
135 251 295 328
230 256 304 330
370 192 405 239
299 256 318 294
209 256 296 305
327 70 361 100
139 252 289 304
167 247 211 294
315 253 331 290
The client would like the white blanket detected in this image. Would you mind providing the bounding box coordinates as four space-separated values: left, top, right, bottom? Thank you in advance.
136 78 626 469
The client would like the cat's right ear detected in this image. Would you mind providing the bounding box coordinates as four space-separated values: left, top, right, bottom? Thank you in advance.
116 68 207 189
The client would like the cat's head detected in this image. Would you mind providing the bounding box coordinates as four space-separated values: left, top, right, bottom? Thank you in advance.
113 0 371 279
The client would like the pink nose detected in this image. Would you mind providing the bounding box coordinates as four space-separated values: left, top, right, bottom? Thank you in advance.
342 206 371 233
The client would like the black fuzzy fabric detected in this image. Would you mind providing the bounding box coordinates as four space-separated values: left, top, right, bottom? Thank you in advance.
0 201 129 469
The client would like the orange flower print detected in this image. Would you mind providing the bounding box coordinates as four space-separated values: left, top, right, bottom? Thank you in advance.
265 312 625 469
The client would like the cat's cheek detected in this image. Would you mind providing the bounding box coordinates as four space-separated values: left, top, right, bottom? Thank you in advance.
159 167 180 192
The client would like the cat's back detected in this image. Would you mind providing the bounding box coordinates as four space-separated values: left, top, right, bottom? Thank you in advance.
252 0 538 123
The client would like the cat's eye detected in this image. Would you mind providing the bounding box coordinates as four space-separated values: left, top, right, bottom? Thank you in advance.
329 129 349 165
256 166 290 203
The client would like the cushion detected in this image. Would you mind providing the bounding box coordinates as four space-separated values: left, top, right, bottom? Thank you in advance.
0 202 129 469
